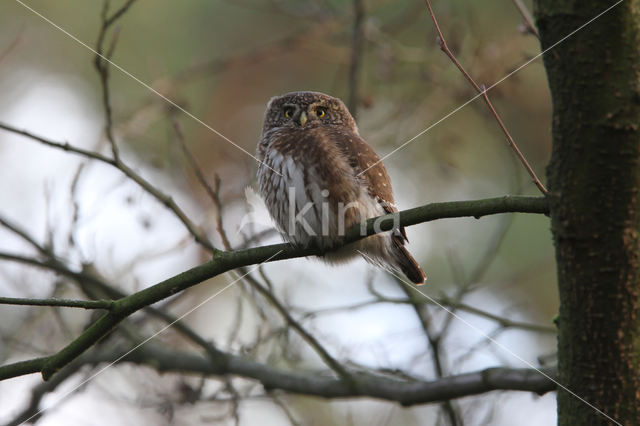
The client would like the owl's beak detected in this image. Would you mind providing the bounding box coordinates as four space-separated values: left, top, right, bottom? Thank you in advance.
298 111 308 127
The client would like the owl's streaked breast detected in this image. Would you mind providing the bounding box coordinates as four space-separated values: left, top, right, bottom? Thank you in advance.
257 127 384 249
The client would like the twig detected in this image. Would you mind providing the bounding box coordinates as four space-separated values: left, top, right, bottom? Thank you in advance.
170 117 232 250
99 0 137 30
0 28 24 66
511 0 540 39
78 268 228 364
212 175 233 251
270 395 302 426
94 0 137 159
90 1 221 255
237 228 278 249
480 85 547 192
438 215 515 339
0 296 113 310
360 287 554 334
68 163 85 249
0 215 48 255
171 117 219 204
454 327 505 366
0 212 228 365
225 292 245 349
398 281 461 426
0 252 228 365
223 378 241 426
423 0 548 195
3 355 88 426
241 272 355 385
0 122 215 252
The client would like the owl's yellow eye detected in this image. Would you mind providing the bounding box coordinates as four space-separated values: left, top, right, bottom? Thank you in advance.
316 107 327 118
283 107 295 118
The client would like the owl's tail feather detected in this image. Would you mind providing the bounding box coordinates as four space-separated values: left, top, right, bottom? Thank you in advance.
392 245 426 285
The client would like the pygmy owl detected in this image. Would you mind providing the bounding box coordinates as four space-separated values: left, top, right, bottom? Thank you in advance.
256 91 425 284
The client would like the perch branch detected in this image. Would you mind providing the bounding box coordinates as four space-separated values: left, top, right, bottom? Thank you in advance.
0 194 548 382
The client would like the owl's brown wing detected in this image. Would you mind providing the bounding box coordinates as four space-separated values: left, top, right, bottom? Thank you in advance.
329 128 409 242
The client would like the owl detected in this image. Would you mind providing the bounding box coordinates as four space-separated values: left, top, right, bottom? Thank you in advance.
256 91 425 284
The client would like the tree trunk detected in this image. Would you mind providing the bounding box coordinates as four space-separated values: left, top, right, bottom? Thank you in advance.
535 1 640 424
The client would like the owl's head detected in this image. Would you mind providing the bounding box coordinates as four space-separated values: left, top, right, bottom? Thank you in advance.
261 91 358 134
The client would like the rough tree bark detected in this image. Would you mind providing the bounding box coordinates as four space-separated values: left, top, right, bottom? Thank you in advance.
535 1 640 424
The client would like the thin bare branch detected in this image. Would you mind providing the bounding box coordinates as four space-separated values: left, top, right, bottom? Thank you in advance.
511 0 540 39
0 214 49 255
241 272 354 384
360 287 554 334
170 116 232 250
438 215 515 341
398 280 462 426
423 0 548 195
0 28 25 66
3 355 87 426
94 0 138 159
0 218 228 366
0 122 216 252
171 117 219 204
